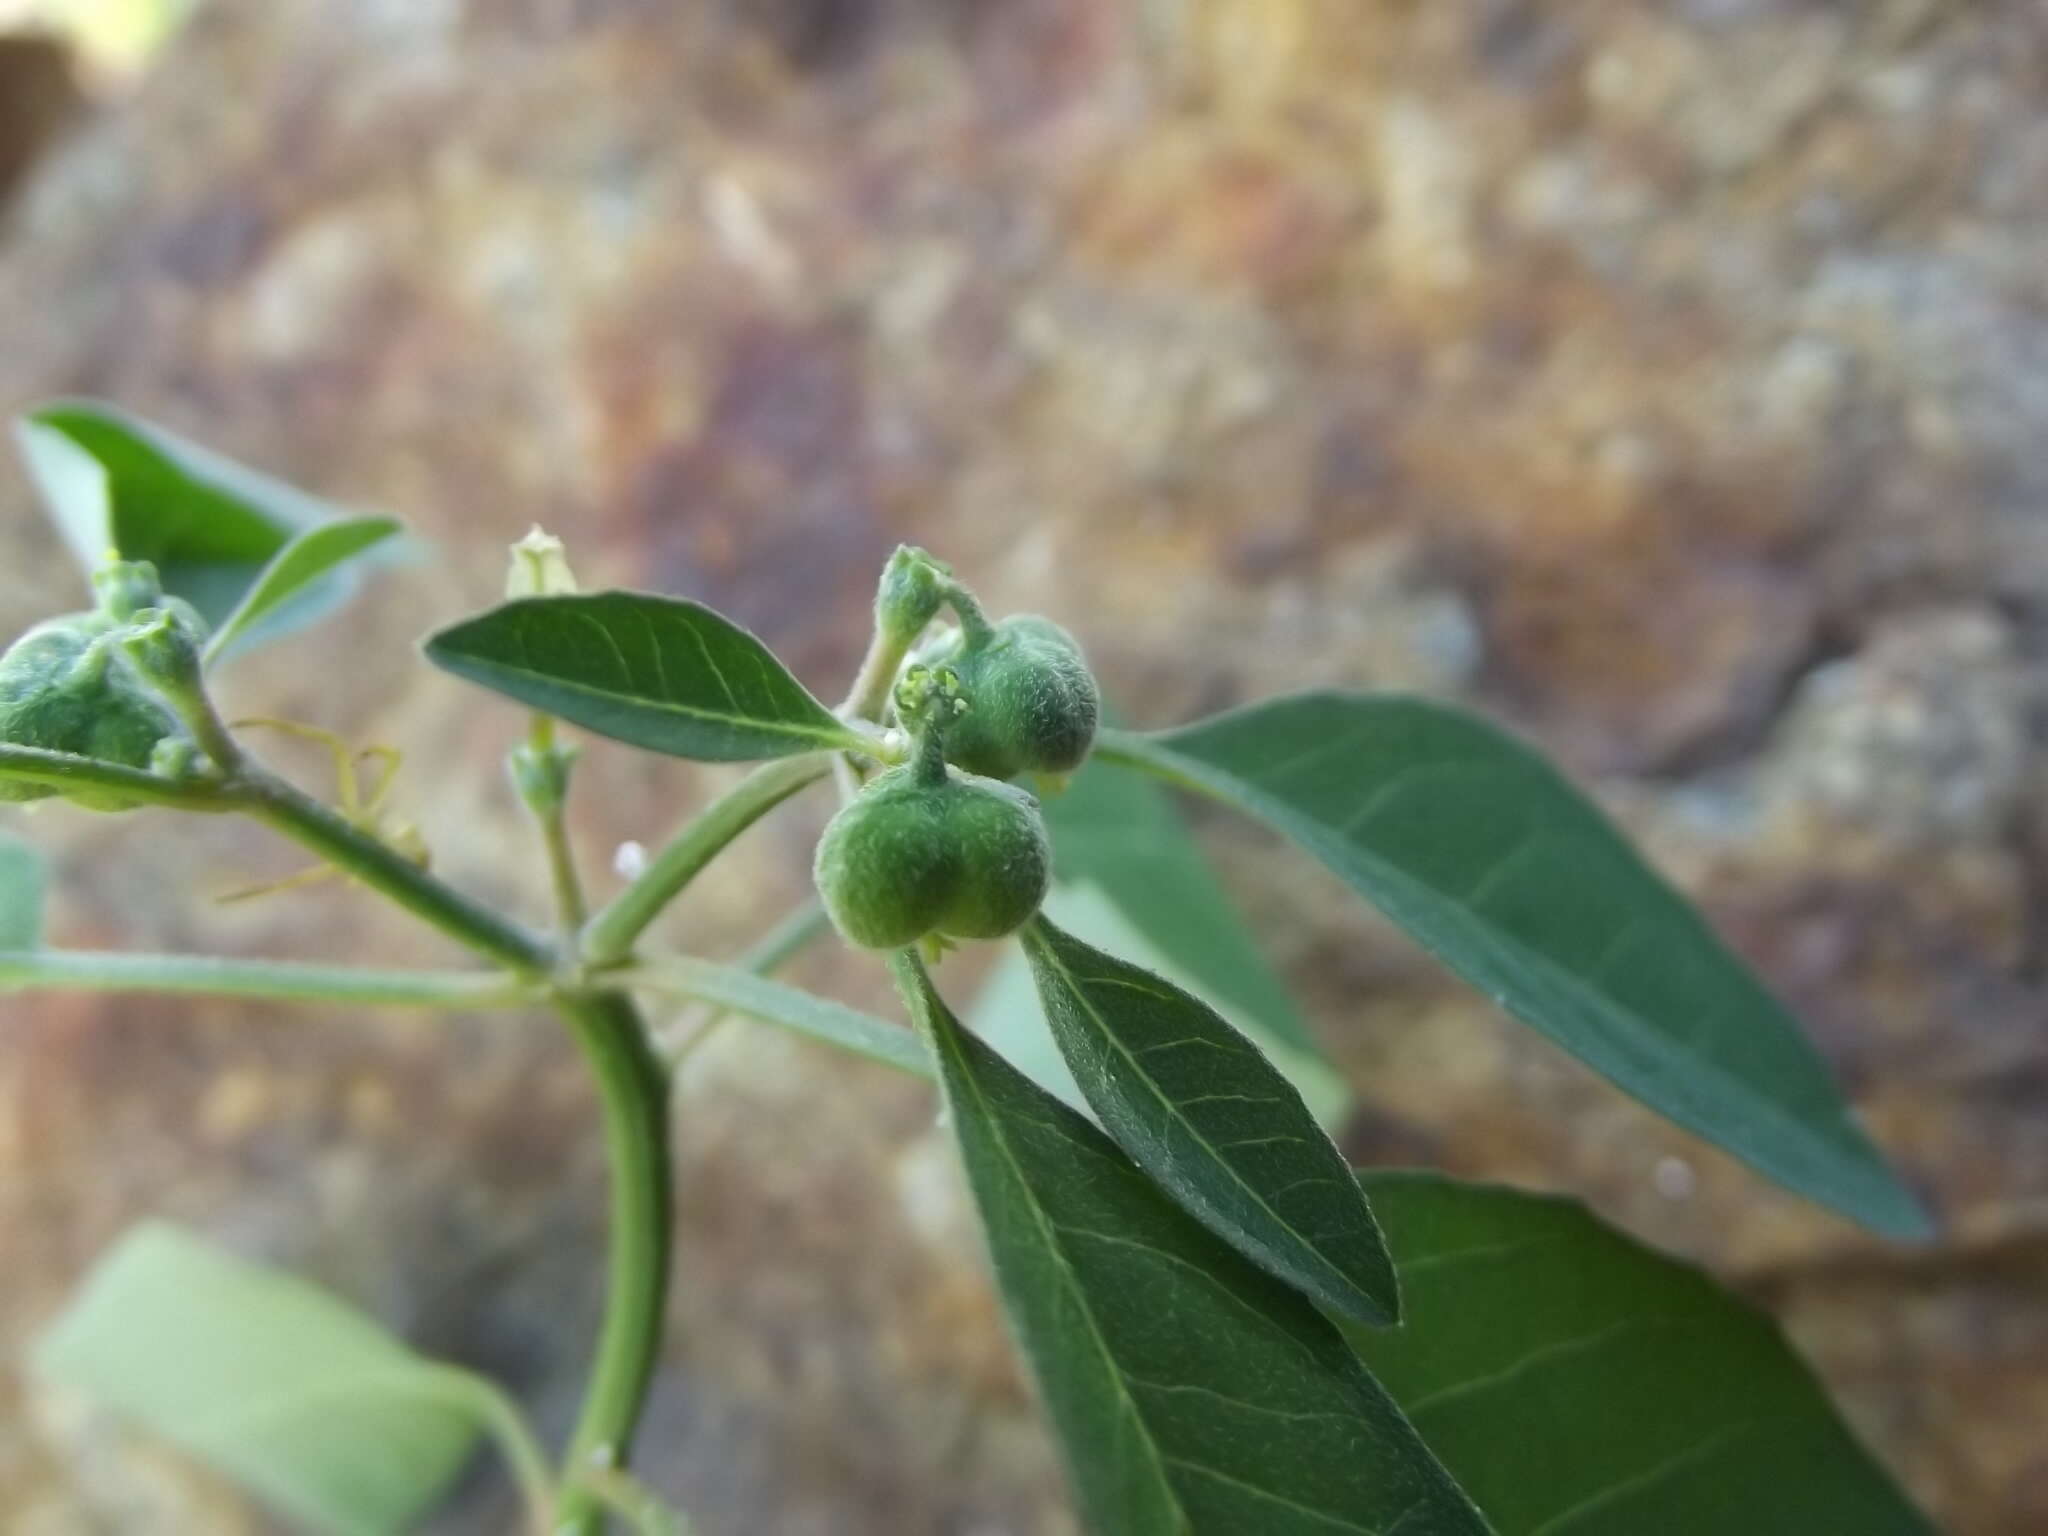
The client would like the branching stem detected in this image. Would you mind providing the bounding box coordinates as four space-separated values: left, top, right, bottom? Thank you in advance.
237 764 552 974
551 990 672 1536
581 755 829 967
0 950 540 1008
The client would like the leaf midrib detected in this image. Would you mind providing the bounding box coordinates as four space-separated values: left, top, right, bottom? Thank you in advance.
1024 921 1386 1322
182 1359 467 1445
1521 1419 1765 1536
1102 724 1781 1088
1099 729 1915 1230
1284 835 1894 1201
923 994 1192 1536
206 517 399 664
434 638 855 749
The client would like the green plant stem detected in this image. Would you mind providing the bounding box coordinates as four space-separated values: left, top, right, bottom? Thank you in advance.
941 581 996 648
553 989 673 1535
236 765 551 974
886 947 936 1039
830 750 864 806
418 1363 560 1536
8 721 693 1534
525 716 588 945
581 755 829 967
568 1466 692 1536
0 744 240 811
0 750 549 973
169 675 246 780
0 949 541 1008
541 807 587 939
649 900 833 1073
841 627 917 723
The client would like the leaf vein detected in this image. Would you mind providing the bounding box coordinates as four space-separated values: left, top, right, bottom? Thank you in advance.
1404 1317 1654 1419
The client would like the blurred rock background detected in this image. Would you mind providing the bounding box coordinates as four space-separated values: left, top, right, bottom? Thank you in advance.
1 0 2044 1530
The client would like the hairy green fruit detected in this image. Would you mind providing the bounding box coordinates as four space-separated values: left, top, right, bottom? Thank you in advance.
814 765 1051 949
923 616 1100 781
0 615 194 810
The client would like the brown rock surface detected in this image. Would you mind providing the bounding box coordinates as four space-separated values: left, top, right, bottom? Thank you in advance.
0 33 82 211
2 0 2045 1531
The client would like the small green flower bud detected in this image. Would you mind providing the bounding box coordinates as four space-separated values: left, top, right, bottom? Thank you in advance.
874 545 951 645
85 561 210 645
508 525 579 599
509 738 578 814
118 609 206 698
91 559 167 624
923 615 1100 781
813 765 1051 950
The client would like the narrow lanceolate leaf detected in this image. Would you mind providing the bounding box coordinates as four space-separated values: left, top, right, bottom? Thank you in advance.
36 1223 480 1536
970 881 1349 1131
1022 916 1399 1326
16 400 341 628
634 956 932 1078
204 515 403 669
423 592 865 761
1044 737 1320 1057
1100 696 1929 1239
893 955 1487 1536
0 829 45 949
1346 1172 1933 1536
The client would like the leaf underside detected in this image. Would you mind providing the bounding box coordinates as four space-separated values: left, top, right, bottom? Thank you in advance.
423 592 859 761
206 515 403 668
968 880 1350 1130
35 1223 478 1536
895 953 1487 1536
17 401 338 627
1349 1172 1934 1536
1100 696 1928 1239
1043 735 1319 1056
1023 915 1400 1326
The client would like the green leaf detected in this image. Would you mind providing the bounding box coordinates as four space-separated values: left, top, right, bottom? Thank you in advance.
970 881 1348 1131
35 1223 481 1536
16 401 340 627
1100 696 1929 1239
204 515 404 669
1022 915 1399 1326
1347 1172 1933 1536
0 829 45 949
423 592 865 761
1044 741 1319 1057
892 954 1488 1536
632 956 932 1077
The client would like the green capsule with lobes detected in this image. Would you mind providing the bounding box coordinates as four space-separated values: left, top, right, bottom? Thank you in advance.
814 662 1052 950
919 614 1099 782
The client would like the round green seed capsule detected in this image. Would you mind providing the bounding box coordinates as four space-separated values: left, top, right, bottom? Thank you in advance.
933 774 1052 939
922 615 1099 781
813 763 1051 950
814 767 960 950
